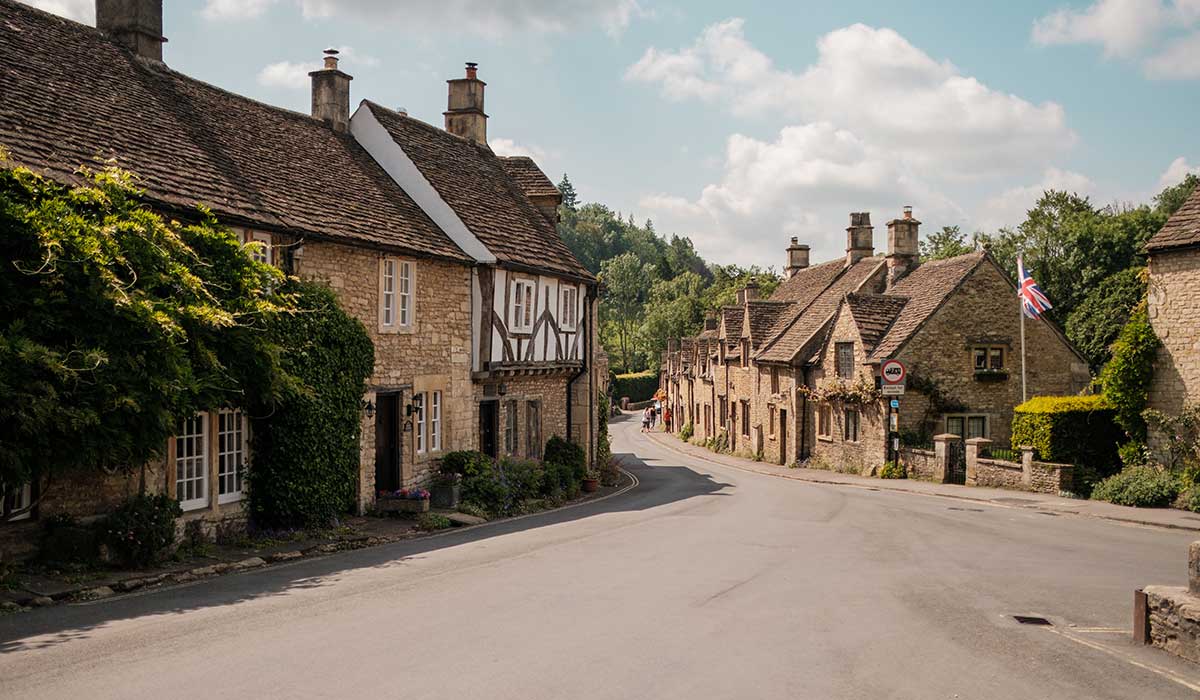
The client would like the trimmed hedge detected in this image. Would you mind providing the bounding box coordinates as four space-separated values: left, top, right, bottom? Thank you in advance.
1011 395 1120 475
612 370 660 403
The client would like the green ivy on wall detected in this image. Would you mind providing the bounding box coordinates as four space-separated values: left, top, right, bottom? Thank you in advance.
1099 306 1159 442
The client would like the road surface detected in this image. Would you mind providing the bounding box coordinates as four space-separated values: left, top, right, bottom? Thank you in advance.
2 413 1198 699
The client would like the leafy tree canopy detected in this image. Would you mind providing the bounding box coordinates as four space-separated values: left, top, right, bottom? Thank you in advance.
1065 267 1147 372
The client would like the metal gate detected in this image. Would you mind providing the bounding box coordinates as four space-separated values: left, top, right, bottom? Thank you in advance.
946 439 966 485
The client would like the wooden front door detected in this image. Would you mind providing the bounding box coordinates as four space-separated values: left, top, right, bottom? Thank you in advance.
779 409 788 465
479 400 499 458
374 392 402 493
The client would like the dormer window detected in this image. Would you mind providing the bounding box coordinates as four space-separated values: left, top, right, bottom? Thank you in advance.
511 279 537 333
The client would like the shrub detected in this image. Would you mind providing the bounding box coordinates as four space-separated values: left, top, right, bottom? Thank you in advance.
247 281 374 529
544 436 586 482
450 451 511 514
1011 395 1120 476
96 494 182 568
1099 307 1159 441
541 461 581 501
416 513 452 531
879 461 907 479
1091 466 1180 508
500 457 544 502
612 371 660 403
597 393 619 487
679 421 694 441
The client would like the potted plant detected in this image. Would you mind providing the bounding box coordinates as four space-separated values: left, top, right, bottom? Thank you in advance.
582 470 600 493
376 488 431 514
431 472 461 509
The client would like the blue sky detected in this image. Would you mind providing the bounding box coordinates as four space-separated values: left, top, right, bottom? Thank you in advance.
26 0 1200 268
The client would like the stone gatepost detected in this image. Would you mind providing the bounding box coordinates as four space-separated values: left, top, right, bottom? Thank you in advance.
965 437 991 487
1020 446 1035 488
933 434 957 483
1190 542 1200 596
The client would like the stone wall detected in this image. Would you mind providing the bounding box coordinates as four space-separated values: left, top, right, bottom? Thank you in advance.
1148 249 1200 450
298 240 475 509
809 304 887 474
901 448 938 481
476 373 572 460
964 440 1073 494
972 458 1024 490
896 260 1089 448
1145 586 1200 664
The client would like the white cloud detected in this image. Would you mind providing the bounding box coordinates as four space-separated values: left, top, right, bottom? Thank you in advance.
1160 156 1200 187
21 0 92 23
1032 0 1200 79
256 47 378 89
489 138 549 162
626 20 1074 176
976 168 1095 231
201 0 643 37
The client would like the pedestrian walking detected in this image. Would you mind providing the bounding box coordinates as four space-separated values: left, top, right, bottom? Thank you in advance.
642 406 652 432
663 406 673 432
651 399 660 428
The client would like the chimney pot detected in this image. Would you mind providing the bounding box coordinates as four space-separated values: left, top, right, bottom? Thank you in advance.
903 205 913 220
323 48 340 70
96 0 165 61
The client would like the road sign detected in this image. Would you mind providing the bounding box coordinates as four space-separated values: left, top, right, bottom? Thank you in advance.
889 399 899 409
880 359 906 396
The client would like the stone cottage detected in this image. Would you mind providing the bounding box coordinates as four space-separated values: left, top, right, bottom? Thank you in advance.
663 208 1090 477
1146 185 1200 446
0 0 596 553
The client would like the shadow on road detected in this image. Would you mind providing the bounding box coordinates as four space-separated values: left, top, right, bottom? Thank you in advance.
0 414 730 653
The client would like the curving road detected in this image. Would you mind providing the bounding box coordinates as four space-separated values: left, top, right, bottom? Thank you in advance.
2 413 1199 699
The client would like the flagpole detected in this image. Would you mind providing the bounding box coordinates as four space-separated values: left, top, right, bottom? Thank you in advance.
1020 297 1027 404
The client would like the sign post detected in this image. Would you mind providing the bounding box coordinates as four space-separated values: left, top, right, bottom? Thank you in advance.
880 360 906 468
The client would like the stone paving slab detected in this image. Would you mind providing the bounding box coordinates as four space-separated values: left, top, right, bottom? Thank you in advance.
643 428 1200 533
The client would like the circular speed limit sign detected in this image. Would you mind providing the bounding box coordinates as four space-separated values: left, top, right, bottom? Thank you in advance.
880 359 906 385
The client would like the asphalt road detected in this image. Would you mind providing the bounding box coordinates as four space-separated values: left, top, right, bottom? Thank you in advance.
3 414 1200 699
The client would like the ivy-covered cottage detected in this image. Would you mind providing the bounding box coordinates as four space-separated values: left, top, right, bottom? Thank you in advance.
662 209 1090 476
0 0 597 555
1146 185 1200 446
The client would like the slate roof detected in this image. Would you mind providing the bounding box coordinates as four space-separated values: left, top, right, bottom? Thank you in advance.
499 156 560 199
844 294 908 352
744 301 791 348
867 252 987 361
364 103 592 280
0 0 467 262
1146 187 1200 252
756 258 886 363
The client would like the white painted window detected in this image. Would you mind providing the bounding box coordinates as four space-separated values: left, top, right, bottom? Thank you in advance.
176 413 209 511
560 286 577 331
511 279 537 333
381 259 396 328
398 260 413 327
217 409 246 504
2 482 32 522
247 231 273 266
431 391 442 452
414 393 426 454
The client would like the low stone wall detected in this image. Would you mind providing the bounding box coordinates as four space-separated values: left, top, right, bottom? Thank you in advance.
901 448 939 481
1144 586 1200 663
973 457 1024 489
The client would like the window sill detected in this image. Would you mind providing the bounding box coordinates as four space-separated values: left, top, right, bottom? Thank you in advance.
217 493 243 506
817 435 833 443
378 324 416 335
973 370 1009 382
179 500 209 513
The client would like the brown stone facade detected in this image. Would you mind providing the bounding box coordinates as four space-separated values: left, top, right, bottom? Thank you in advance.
1148 248 1200 448
298 239 476 510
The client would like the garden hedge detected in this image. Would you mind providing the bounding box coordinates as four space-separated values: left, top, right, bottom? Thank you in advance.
1011 395 1120 474
612 370 660 403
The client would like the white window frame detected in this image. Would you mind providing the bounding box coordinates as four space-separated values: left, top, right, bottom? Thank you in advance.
246 231 273 266
560 286 577 331
398 260 414 328
430 391 442 453
381 258 397 329
414 393 427 454
3 482 32 522
217 409 247 505
511 279 537 333
176 413 210 511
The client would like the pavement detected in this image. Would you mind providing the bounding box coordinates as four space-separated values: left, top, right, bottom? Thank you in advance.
2 413 1199 699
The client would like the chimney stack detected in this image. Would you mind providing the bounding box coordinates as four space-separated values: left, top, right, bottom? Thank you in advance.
846 212 874 266
96 0 165 61
445 62 488 144
704 310 719 332
785 237 810 278
309 49 353 132
736 278 760 305
886 206 921 287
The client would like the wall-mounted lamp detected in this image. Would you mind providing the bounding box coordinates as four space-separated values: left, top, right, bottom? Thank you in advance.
405 403 415 417
498 382 508 396
362 399 376 419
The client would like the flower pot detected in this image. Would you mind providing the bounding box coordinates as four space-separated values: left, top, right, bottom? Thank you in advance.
377 497 430 514
582 478 600 493
431 482 460 509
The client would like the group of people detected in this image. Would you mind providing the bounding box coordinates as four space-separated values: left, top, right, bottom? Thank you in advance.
641 400 672 433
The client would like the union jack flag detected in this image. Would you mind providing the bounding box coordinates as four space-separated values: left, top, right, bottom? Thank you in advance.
1017 256 1052 319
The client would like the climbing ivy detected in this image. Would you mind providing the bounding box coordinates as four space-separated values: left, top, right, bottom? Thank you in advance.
246 281 374 529
1099 306 1159 441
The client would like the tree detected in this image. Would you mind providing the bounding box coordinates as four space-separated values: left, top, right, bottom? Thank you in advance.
1154 173 1199 218
640 272 706 366
557 173 578 210
599 252 652 373
0 158 293 502
919 225 973 261
1065 267 1147 372
702 265 781 309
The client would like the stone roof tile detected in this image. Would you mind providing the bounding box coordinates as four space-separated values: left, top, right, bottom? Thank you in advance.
867 252 987 361
845 293 908 351
498 156 560 199
1147 187 1200 252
